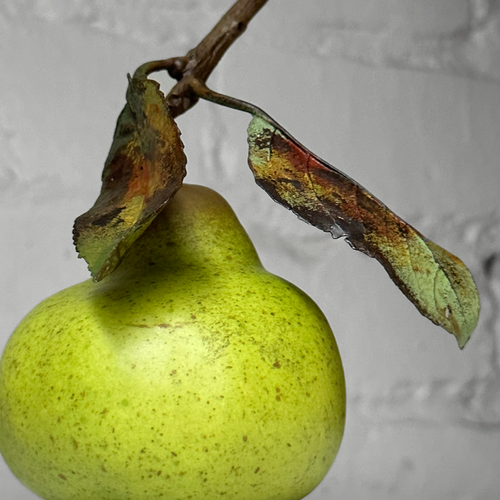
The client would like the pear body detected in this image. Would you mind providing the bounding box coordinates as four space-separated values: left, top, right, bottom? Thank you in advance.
0 185 345 500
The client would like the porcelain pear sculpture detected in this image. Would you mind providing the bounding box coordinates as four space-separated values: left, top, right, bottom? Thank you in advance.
0 184 345 500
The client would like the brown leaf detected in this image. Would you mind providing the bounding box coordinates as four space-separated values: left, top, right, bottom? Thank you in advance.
73 64 187 281
247 115 480 348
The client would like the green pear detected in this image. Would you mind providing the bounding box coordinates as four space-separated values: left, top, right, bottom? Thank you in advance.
0 184 345 500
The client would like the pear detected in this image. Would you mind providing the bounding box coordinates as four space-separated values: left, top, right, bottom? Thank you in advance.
0 184 345 500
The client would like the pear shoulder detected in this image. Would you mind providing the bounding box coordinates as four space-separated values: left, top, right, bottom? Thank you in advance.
117 184 262 273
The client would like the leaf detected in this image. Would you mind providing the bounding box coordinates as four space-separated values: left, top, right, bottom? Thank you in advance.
247 115 480 348
191 82 481 347
73 64 187 281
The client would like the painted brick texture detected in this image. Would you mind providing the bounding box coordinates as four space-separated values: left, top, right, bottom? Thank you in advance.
1 1 499 499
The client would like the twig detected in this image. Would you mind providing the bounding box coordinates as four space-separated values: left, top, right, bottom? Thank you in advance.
163 0 269 118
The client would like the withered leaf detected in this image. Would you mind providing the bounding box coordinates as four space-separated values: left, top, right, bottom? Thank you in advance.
73 64 187 281
247 115 480 348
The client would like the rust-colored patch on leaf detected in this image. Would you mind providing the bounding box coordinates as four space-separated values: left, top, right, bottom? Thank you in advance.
248 115 480 348
73 64 187 281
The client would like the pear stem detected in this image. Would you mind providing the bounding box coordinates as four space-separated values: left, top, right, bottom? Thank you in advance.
162 0 269 118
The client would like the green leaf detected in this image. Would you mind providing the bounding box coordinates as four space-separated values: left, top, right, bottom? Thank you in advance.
73 64 187 281
247 115 480 348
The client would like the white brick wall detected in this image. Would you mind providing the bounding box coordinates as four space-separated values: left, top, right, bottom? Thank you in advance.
1 1 499 499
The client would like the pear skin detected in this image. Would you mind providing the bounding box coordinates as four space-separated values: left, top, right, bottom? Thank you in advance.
0 184 345 500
